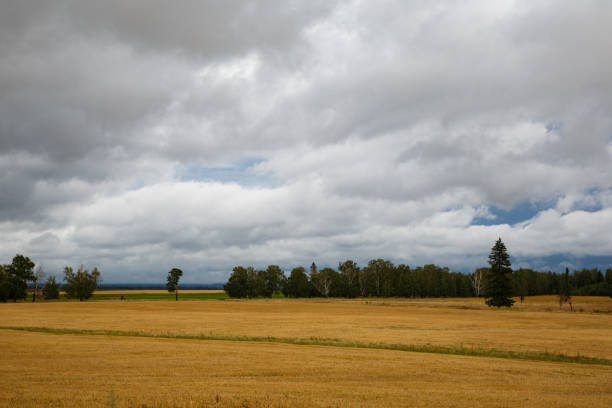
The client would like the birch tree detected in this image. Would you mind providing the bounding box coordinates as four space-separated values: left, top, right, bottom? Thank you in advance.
471 268 488 297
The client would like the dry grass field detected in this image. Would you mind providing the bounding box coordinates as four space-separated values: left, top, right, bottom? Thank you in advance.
1 295 611 407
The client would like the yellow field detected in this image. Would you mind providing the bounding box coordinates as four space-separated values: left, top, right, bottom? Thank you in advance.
1 295 611 407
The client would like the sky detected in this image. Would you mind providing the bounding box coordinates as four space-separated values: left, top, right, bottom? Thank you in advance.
1 1 612 283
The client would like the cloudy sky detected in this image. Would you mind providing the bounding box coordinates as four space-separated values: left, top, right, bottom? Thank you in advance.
1 1 611 283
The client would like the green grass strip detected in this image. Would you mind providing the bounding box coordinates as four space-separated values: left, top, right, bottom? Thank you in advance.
1 325 611 367
90 292 229 301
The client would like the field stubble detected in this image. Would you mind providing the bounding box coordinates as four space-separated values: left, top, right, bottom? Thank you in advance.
1 296 611 407
1 296 611 359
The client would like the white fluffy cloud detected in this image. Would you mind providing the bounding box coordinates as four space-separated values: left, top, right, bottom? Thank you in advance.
1 1 611 281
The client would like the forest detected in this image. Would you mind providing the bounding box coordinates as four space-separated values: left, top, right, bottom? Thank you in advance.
225 259 612 299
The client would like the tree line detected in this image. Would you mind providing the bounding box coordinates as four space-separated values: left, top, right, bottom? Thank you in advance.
0 254 101 302
225 253 612 301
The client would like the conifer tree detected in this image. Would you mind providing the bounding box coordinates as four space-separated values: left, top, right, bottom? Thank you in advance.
485 238 515 308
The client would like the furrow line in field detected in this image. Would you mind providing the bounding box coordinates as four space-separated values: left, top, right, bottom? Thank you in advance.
1 325 610 367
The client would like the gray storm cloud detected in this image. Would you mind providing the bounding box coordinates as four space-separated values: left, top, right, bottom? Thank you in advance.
1 1 611 281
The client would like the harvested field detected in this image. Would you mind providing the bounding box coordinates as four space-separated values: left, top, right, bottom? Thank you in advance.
2 296 611 359
1 295 611 407
2 330 611 407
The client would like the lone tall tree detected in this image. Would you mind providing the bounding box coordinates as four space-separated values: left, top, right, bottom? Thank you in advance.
166 268 183 301
485 238 515 308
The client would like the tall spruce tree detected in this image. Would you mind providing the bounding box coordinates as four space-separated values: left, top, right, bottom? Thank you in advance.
485 238 515 308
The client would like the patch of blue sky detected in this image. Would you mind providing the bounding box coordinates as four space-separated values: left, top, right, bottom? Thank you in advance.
175 159 279 187
127 180 146 191
574 187 606 212
513 254 612 273
447 254 612 274
545 121 563 134
472 189 605 227
471 199 557 226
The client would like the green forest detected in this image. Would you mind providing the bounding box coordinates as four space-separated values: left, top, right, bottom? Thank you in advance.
225 261 612 299
225 240 612 301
